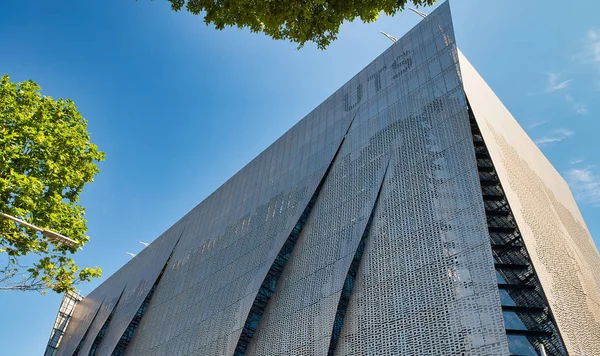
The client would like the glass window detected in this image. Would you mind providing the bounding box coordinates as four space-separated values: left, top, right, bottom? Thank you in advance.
499 289 517 307
503 311 527 330
507 335 538 356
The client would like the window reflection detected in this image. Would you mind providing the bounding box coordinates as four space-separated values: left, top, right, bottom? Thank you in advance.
507 335 538 356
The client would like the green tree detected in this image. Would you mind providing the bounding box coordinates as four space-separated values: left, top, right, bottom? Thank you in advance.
159 0 435 49
0 74 104 293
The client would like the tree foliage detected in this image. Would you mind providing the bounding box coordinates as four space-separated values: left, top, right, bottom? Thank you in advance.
0 74 104 293
160 0 436 49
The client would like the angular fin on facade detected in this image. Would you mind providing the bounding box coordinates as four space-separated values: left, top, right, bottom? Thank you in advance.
328 160 390 356
233 113 358 355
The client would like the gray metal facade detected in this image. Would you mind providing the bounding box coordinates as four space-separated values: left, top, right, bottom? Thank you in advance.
52 2 600 355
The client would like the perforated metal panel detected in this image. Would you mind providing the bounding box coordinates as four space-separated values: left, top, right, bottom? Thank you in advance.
50 2 600 355
243 122 389 355
121 92 355 356
326 4 509 354
68 287 124 356
460 51 600 355
55 224 183 356
93 228 184 355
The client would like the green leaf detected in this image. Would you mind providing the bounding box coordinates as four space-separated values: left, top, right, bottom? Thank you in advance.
1 74 104 293
154 0 437 50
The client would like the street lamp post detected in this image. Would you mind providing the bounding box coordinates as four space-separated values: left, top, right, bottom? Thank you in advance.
380 8 427 44
408 7 428 18
0 212 79 248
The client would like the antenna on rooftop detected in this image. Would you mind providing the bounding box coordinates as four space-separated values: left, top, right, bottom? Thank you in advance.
139 241 149 247
408 7 428 18
380 31 398 43
126 252 137 258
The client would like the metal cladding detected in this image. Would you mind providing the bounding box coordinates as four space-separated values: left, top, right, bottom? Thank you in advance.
459 52 600 355
56 224 183 356
52 2 600 355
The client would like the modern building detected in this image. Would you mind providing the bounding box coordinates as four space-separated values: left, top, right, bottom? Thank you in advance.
47 2 600 355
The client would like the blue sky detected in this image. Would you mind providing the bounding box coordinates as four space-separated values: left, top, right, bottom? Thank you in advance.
1 0 599 354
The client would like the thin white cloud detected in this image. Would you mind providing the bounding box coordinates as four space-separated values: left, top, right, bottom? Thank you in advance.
529 120 550 129
555 128 575 136
564 94 588 115
534 129 574 146
578 29 600 92
570 158 584 165
566 168 600 206
542 74 588 115
573 102 589 115
584 29 600 64
546 72 573 92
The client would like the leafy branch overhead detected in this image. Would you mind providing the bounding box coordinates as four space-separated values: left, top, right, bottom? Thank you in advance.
0 74 104 293
163 0 436 49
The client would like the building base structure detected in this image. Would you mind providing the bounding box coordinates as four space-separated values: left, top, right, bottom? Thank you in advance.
50 2 600 355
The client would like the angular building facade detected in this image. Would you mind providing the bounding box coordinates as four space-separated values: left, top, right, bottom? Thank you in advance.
48 2 600 355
